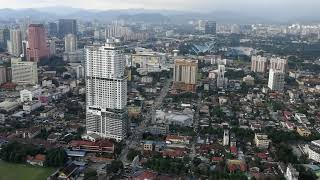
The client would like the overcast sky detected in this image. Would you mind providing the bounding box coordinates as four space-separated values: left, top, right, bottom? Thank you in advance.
0 0 319 13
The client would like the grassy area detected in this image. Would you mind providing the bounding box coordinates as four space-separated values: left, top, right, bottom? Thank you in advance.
0 161 56 180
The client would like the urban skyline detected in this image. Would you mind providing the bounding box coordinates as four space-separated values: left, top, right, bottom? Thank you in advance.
0 1 319 180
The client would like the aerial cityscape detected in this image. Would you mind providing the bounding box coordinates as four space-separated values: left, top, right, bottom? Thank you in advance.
0 0 320 180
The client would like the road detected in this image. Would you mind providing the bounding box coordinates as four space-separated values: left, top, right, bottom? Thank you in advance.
118 78 171 164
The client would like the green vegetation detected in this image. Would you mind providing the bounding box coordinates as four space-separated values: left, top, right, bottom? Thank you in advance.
84 168 98 180
144 156 189 175
127 149 141 161
45 147 68 167
169 125 196 136
0 142 43 163
107 160 124 173
0 161 55 180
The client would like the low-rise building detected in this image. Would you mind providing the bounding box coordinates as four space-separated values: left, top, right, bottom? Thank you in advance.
254 133 271 149
23 100 41 113
143 141 155 151
69 140 114 153
297 126 311 137
26 154 46 166
166 135 191 145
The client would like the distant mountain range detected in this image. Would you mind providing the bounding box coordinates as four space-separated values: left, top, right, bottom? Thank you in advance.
0 6 319 24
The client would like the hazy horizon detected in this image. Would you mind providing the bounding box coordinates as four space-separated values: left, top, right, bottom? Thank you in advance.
0 0 319 14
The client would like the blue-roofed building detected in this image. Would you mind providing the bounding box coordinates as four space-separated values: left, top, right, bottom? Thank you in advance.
65 149 86 157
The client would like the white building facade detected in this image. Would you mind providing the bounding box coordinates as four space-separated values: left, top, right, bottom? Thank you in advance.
11 58 38 85
268 69 285 91
85 40 127 141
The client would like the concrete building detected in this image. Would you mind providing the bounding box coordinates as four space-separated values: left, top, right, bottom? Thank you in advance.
305 140 320 163
85 40 127 141
131 48 166 73
243 75 255 85
26 24 49 62
254 133 271 149
268 69 285 91
65 34 77 53
11 58 38 85
0 66 7 85
270 57 288 73
173 58 198 92
251 55 267 73
7 29 22 57
297 126 311 137
20 86 42 102
23 100 42 113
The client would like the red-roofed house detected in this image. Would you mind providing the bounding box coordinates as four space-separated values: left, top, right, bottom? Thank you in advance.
26 154 46 166
230 146 237 154
162 149 185 158
133 171 157 180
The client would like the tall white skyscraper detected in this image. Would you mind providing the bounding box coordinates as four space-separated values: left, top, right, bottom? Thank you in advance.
223 128 230 146
251 55 267 73
268 69 285 91
7 29 22 57
217 65 227 88
65 34 77 53
270 57 288 73
85 40 127 141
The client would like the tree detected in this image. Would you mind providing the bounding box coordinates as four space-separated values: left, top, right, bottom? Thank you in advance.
127 149 141 161
107 160 124 173
0 142 38 163
84 169 98 180
45 147 68 167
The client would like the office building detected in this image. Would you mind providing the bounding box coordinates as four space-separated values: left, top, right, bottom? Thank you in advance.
270 57 288 73
58 19 77 38
173 58 198 92
268 69 285 91
26 24 49 62
204 21 217 35
85 40 127 141
65 34 77 53
11 57 38 85
48 22 58 37
251 55 267 73
0 28 10 49
0 66 7 85
7 29 22 57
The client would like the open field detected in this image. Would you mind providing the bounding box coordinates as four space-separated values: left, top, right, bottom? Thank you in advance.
0 161 55 180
